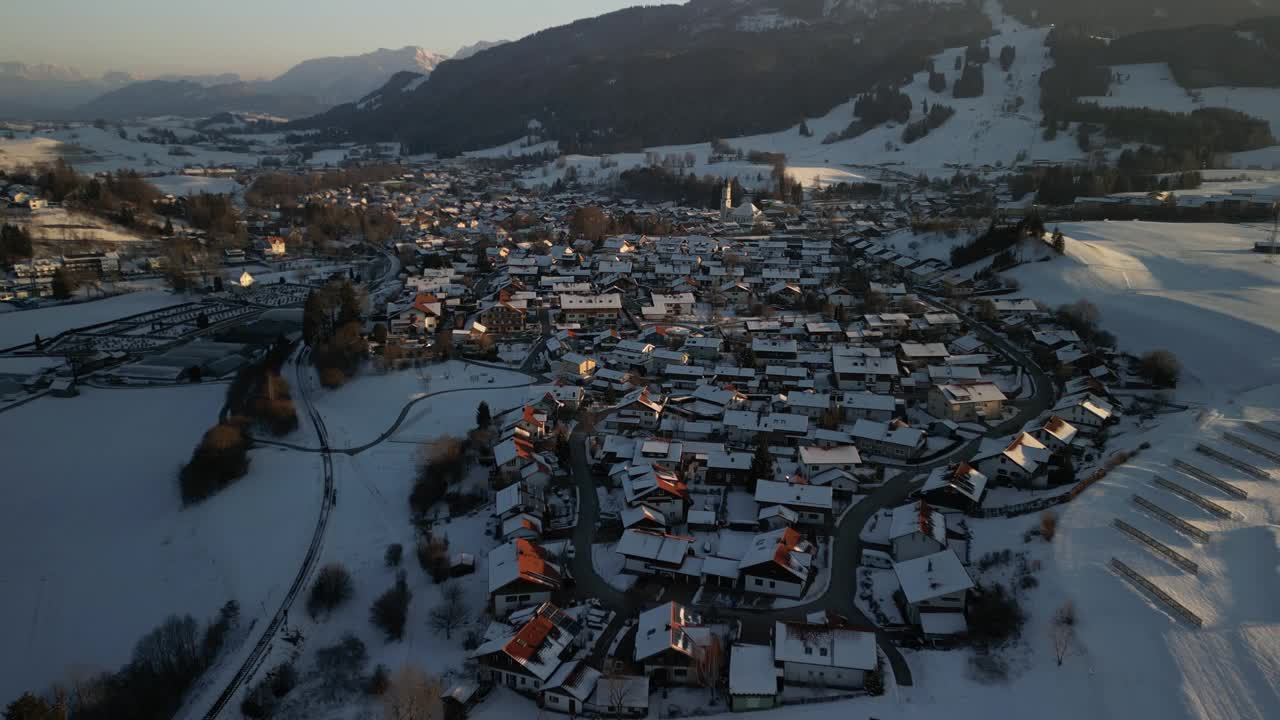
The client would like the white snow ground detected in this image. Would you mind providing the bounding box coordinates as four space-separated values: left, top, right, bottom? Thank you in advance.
0 386 321 708
1006 221 1280 397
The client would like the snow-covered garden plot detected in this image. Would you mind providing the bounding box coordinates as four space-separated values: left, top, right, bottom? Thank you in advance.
0 125 265 174
1006 221 1280 398
304 361 534 448
0 386 321 709
14 206 152 244
0 289 188 349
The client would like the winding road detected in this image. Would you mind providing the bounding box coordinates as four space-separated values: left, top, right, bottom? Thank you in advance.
564 298 1055 688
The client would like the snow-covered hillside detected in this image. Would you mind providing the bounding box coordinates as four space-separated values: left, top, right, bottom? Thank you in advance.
1080 61 1280 144
1006 221 1280 397
510 7 1084 189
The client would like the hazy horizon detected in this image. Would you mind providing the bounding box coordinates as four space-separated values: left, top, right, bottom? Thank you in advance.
1 0 660 79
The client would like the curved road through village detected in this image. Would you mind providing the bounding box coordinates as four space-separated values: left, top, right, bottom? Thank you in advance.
568 305 1055 688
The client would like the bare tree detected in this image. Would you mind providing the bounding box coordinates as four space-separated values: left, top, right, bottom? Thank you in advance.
601 673 636 719
1039 510 1058 542
695 635 725 699
428 584 469 639
1050 600 1076 666
383 664 443 720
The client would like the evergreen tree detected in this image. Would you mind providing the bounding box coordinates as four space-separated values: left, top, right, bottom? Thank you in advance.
749 437 773 493
50 268 78 300
163 217 174 236
303 290 326 347
476 401 492 429
3 693 63 720
337 281 361 327
1052 227 1066 254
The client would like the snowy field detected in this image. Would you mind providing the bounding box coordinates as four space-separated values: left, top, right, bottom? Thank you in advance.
147 174 243 197
0 125 265 174
306 361 534 448
10 206 151 244
0 289 188 349
1081 62 1280 139
0 386 322 708
1007 221 1280 397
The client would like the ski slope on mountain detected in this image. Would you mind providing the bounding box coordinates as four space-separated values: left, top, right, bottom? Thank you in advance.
1007 221 1280 397
514 7 1083 189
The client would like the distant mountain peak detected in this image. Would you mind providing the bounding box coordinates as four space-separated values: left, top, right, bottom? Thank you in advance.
453 40 509 60
264 46 447 106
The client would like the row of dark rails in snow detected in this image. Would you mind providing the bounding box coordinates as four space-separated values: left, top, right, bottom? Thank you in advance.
1194 444 1272 481
1109 558 1204 628
1131 495 1211 543
1224 433 1280 464
1112 519 1200 574
1246 422 1280 442
1153 476 1234 519
1172 459 1249 499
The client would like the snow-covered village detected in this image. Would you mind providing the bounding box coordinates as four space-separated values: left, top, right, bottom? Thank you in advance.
3 2 1280 720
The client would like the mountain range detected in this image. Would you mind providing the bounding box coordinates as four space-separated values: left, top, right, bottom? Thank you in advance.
0 45 461 121
294 0 1280 156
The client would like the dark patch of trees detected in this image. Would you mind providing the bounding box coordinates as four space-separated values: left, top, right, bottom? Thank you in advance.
854 85 912 126
902 104 956 143
953 64 985 98
1138 350 1181 387
308 563 355 620
617 167 744 209
949 213 1043 267
370 570 412 641
179 420 252 505
5 603 239 720
245 165 403 208
0 224 34 267
999 45 1016 72
304 281 368 387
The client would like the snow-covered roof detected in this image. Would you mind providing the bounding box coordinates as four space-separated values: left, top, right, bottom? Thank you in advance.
773 621 877 671
889 500 947 545
798 444 861 467
754 479 833 510
616 529 692 564
893 549 973 604
635 601 702 662
738 527 813 581
730 644 778 696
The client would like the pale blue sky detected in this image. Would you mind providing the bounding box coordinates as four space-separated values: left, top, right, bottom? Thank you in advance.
3 0 655 79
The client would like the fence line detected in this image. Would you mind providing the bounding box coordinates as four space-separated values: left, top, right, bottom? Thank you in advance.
1153 476 1233 518
1112 519 1199 574
1194 445 1270 481
1222 432 1280 465
1110 558 1203 628
1131 495 1210 543
1173 459 1249 499
1245 422 1280 442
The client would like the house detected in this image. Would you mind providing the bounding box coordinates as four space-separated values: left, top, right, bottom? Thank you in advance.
1032 416 1079 452
393 292 443 334
919 463 988 511
634 602 714 685
616 529 695 578
472 602 583 693
927 382 1007 422
495 482 546 523
488 539 564 616
738 527 814 598
557 352 597 381
797 445 861 478
682 336 723 362
542 660 601 717
772 620 877 690
893 549 973 633
849 418 927 460
888 500 947 562
832 354 899 393
973 432 1051 487
609 388 665 430
588 675 649 718
839 391 897 422
560 293 623 325
1052 394 1115 433
754 480 834 525
615 463 689 523
478 297 528 334
729 644 780 712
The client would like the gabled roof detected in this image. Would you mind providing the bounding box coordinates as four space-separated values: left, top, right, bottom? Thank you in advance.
773 621 876 671
739 526 813 582
893 550 973 604
635 601 704 662
488 538 563 593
